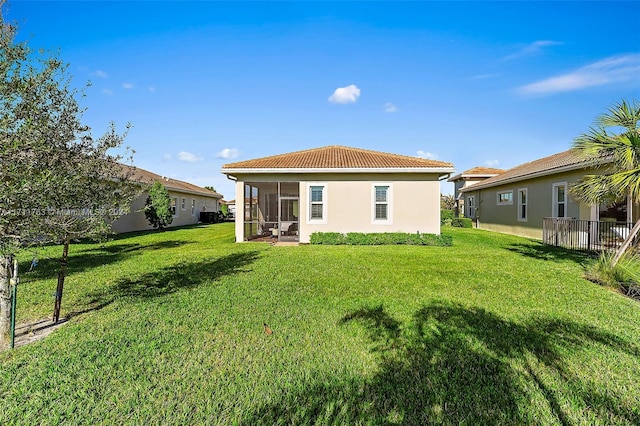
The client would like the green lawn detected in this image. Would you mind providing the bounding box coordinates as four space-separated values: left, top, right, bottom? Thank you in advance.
1 223 639 425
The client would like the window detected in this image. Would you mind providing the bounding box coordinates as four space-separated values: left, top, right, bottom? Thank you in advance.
309 185 325 221
372 184 392 224
497 190 513 205
552 182 567 218
518 188 527 221
171 197 178 216
467 196 476 218
191 199 196 216
181 197 186 210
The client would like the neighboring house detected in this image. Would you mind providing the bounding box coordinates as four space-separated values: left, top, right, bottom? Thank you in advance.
220 145 454 243
448 167 505 216
221 199 236 219
458 149 636 239
111 166 223 233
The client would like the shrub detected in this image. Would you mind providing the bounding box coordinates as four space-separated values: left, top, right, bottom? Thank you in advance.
310 232 452 246
451 218 473 228
309 232 345 245
587 251 638 288
441 209 455 225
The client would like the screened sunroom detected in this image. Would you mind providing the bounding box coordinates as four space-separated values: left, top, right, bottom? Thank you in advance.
243 181 300 242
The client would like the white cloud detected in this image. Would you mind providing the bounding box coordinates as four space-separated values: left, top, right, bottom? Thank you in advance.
517 53 640 96
416 150 437 160
102 88 113 96
91 70 108 78
328 84 361 104
162 153 172 161
470 73 500 80
122 83 134 89
148 86 156 92
216 148 240 159
503 40 563 61
485 159 500 167
178 151 204 163
384 102 398 113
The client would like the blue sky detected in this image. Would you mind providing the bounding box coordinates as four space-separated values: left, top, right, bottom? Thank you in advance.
6 1 640 198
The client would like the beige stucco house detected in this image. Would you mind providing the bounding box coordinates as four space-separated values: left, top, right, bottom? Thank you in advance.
221 145 454 243
448 167 504 217
459 149 635 240
111 166 223 233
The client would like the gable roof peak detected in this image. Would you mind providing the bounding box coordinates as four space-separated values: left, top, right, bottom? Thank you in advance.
221 145 454 171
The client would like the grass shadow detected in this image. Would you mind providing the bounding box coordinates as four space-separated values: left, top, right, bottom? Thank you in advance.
506 241 592 265
77 251 261 314
24 240 193 280
243 302 640 425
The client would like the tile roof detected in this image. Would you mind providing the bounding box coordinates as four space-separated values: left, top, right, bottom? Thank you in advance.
121 164 223 198
460 149 604 192
448 166 505 182
221 145 454 171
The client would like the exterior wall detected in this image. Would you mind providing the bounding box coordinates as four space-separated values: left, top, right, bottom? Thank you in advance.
111 190 220 234
463 169 594 239
452 177 495 216
232 172 443 243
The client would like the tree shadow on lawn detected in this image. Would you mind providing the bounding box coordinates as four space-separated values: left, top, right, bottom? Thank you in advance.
506 241 592 265
24 240 194 280
243 302 640 425
70 250 261 316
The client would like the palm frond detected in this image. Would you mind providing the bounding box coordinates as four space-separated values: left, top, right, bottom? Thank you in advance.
571 99 640 205
596 99 640 129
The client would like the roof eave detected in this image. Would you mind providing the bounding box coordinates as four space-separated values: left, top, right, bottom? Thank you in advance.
221 167 455 175
459 161 600 193
165 186 223 198
448 173 500 182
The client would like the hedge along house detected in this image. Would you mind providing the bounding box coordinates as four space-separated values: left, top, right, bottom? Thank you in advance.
221 145 455 243
458 149 637 240
111 165 223 233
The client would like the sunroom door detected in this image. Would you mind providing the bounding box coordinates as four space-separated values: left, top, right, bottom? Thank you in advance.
279 197 299 242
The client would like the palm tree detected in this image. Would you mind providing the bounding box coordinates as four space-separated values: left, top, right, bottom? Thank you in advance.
571 99 640 264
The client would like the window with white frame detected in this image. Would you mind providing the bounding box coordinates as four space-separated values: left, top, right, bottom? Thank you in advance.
191 199 196 216
171 197 178 216
372 184 392 223
552 182 567 217
497 190 513 205
518 188 527 221
308 184 326 222
181 197 186 210
467 195 476 218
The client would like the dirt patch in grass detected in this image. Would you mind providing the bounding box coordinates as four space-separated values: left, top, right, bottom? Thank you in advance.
0 318 68 351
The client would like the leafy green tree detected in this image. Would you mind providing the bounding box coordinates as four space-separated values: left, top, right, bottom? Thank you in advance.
1 2 139 335
144 181 173 229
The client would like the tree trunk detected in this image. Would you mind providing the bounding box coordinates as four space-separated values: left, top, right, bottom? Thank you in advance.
612 219 640 267
0 254 13 344
52 239 69 323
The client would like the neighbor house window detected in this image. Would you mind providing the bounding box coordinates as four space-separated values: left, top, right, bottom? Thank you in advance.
171 197 178 216
518 188 527 221
308 185 326 222
191 199 196 217
467 196 476 218
497 190 513 205
552 182 567 217
372 184 392 224
181 197 186 210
